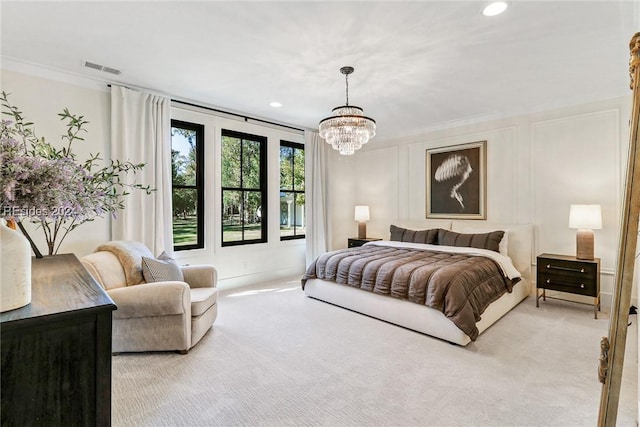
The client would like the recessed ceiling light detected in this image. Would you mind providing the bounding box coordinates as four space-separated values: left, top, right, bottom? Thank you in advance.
482 1 508 17
270 101 283 108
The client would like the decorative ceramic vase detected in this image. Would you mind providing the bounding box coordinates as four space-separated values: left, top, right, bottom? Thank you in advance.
1 219 32 312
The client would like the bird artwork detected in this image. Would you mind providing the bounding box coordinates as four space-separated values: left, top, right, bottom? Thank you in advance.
434 154 473 211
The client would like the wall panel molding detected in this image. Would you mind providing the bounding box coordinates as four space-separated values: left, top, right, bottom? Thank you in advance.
531 108 621 293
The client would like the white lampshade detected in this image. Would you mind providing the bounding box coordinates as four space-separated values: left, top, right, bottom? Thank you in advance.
569 205 602 230
354 205 370 222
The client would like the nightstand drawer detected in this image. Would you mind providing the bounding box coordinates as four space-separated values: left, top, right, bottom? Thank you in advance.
348 238 381 247
538 257 598 279
537 272 597 296
348 240 360 248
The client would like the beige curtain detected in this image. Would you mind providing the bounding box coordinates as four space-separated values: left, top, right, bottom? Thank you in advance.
304 130 331 266
110 86 173 255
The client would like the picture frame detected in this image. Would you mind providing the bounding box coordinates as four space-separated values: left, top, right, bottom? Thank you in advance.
425 140 486 219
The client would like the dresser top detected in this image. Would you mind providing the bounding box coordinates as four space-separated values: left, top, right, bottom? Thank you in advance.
538 253 601 263
1 253 116 325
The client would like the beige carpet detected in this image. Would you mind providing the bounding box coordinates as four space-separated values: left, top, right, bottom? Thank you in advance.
112 278 637 426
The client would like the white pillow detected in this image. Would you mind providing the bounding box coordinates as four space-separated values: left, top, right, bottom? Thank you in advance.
498 230 509 256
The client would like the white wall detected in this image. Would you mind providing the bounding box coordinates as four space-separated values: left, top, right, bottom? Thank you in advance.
170 104 306 288
1 67 306 289
328 96 634 310
1 68 111 257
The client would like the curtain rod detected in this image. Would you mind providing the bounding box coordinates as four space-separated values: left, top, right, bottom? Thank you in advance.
171 99 305 133
107 84 305 133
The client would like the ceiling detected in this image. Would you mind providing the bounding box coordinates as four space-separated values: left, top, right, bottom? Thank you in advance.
1 1 638 141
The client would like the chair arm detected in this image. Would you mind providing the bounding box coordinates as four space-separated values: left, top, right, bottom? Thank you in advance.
181 265 217 289
107 282 190 319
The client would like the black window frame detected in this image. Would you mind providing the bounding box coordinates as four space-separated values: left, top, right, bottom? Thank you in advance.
279 140 305 241
221 129 268 246
171 119 205 251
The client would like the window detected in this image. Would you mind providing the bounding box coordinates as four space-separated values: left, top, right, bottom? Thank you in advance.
221 130 267 246
279 141 305 240
171 120 205 251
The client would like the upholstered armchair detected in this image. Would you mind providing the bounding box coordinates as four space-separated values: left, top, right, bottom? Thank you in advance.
80 241 218 354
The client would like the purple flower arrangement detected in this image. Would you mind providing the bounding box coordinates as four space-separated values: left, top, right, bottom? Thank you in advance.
0 92 152 256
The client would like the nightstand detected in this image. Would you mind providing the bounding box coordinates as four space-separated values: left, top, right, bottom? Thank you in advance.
348 237 382 248
536 253 601 318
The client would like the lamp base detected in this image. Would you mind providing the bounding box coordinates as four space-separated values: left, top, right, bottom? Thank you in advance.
358 222 367 239
576 229 595 260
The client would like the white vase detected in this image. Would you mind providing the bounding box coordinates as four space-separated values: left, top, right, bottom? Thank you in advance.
1 219 32 312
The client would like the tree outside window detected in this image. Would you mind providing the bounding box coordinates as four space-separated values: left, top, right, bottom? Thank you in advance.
280 141 305 240
221 130 267 245
171 120 204 250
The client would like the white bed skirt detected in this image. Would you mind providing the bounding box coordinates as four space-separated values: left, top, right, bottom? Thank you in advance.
303 278 529 346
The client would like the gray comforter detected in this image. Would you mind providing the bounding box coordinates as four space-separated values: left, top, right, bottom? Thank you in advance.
302 244 518 341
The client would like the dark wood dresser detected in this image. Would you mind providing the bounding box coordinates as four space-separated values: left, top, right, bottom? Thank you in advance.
1 254 117 426
536 253 600 318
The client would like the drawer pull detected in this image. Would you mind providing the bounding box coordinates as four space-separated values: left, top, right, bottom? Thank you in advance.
546 279 586 289
546 264 585 274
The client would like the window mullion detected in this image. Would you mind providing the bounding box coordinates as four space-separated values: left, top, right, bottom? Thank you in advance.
240 138 245 240
292 149 296 235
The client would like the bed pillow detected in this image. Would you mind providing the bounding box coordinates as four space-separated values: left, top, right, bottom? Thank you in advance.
437 229 505 253
390 225 440 245
457 227 509 256
142 251 184 283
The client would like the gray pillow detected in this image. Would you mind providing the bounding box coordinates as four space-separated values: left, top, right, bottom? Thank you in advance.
142 252 184 283
437 229 504 253
389 225 440 245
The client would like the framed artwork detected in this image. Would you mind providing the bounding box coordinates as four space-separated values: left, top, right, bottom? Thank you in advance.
425 140 486 219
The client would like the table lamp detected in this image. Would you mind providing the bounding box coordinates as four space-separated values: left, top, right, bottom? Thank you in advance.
569 204 602 260
354 205 370 239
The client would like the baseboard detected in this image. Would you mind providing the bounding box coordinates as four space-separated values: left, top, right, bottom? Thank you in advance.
599 292 638 314
217 266 305 291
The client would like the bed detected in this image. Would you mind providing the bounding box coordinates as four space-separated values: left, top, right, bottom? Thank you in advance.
302 221 532 346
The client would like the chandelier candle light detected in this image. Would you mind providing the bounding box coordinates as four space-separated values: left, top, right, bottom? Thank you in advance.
319 66 376 155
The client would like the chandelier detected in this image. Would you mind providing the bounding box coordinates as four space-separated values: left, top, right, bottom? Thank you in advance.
318 66 376 155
